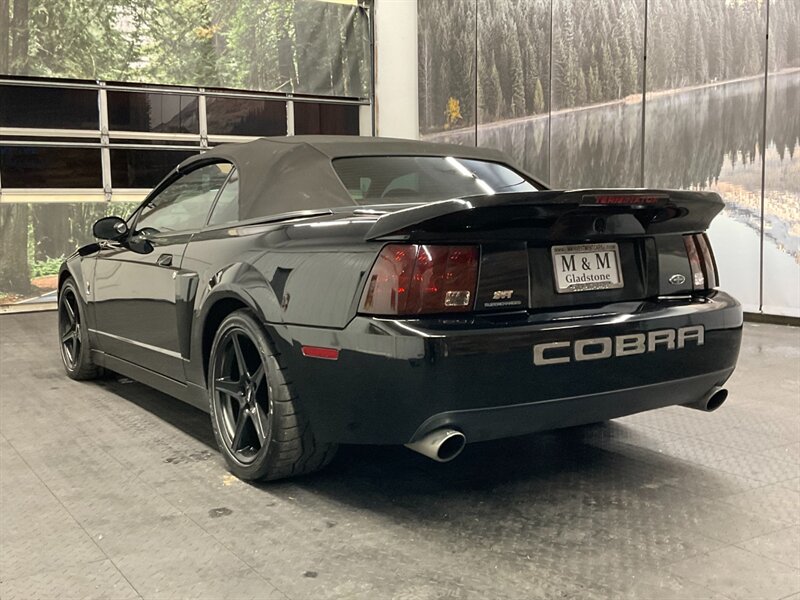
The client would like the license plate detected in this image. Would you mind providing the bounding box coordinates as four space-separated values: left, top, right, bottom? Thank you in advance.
551 243 624 293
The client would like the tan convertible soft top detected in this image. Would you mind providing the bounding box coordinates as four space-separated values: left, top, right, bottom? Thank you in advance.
174 136 517 221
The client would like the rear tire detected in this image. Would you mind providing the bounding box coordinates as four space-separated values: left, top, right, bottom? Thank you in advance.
208 309 337 481
58 278 103 380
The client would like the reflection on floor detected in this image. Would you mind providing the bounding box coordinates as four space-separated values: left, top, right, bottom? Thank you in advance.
1 313 798 600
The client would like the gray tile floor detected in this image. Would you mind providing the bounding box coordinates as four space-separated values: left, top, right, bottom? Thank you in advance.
1 312 798 600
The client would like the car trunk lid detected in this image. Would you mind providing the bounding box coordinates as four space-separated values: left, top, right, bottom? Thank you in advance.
358 190 722 316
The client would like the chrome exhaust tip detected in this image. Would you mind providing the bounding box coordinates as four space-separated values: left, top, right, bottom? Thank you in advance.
405 428 466 463
684 387 729 412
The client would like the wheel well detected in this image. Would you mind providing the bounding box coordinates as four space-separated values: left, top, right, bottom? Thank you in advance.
201 297 249 380
58 270 73 292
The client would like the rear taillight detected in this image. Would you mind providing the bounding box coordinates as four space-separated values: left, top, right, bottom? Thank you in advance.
359 244 479 315
684 233 718 290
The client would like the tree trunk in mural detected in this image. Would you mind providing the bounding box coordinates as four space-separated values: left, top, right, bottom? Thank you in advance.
0 0 9 74
0 0 31 295
31 205 71 261
0 206 31 294
8 0 28 71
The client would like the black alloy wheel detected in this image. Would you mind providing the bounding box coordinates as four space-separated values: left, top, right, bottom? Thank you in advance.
211 327 272 465
208 309 337 481
59 287 82 370
58 278 102 380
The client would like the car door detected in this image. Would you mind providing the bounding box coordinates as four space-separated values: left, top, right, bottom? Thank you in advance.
92 161 233 381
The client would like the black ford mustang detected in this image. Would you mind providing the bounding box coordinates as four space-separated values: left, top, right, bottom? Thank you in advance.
58 136 742 481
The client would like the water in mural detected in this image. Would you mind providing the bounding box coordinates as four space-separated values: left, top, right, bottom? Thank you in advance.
418 0 800 316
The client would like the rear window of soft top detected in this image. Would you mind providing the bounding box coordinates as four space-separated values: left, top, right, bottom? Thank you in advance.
332 156 539 204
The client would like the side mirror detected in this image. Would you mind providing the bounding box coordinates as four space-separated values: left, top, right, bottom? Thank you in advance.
93 216 128 241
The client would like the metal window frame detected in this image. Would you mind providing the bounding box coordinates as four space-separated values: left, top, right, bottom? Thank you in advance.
0 77 372 203
0 77 370 103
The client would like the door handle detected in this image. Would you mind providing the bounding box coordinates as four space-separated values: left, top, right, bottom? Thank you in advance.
157 253 173 267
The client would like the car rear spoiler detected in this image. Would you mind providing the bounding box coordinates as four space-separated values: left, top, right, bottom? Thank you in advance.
364 189 724 240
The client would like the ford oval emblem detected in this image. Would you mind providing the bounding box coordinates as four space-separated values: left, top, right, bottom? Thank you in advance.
669 274 687 285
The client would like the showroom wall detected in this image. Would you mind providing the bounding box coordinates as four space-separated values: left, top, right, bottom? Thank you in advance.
0 0 372 307
418 0 800 317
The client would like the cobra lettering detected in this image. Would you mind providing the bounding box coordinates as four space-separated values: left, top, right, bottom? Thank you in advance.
533 325 705 366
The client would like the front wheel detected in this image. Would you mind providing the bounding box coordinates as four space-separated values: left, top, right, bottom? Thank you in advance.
208 309 337 481
58 278 102 380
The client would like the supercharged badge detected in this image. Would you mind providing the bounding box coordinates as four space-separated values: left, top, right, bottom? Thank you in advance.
533 325 704 366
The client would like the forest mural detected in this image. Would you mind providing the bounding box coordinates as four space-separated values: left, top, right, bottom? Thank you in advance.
0 0 371 97
0 203 138 303
0 0 370 306
418 0 800 316
418 0 790 131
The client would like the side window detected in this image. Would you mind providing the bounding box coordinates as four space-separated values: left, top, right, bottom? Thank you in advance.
207 169 240 226
135 162 232 234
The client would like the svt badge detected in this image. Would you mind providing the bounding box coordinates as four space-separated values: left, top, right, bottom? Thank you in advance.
492 290 514 300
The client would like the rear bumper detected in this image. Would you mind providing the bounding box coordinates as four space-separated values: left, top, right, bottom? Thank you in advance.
272 291 743 445
411 368 733 443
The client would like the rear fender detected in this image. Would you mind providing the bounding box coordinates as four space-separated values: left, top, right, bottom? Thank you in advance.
188 262 282 386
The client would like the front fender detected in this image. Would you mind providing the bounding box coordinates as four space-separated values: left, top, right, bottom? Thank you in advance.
58 254 98 331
